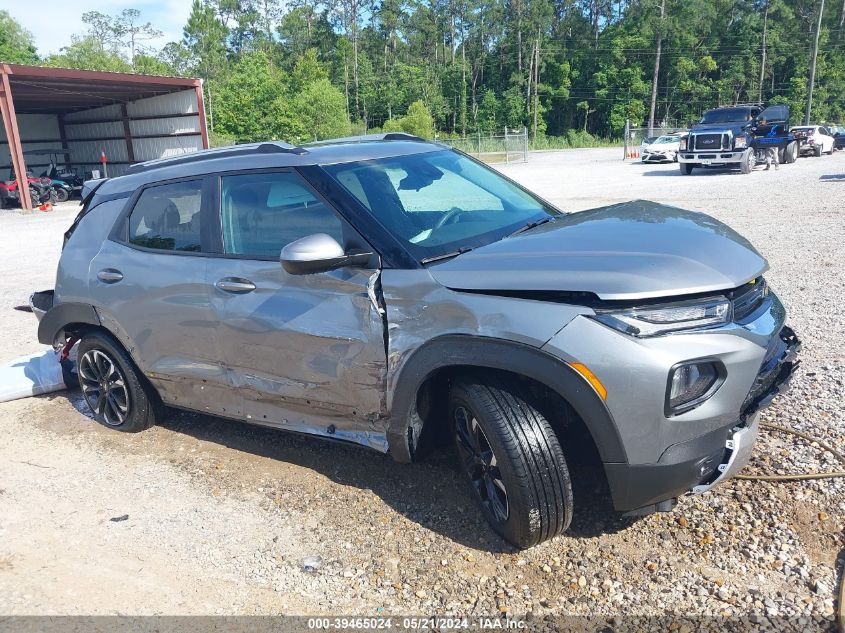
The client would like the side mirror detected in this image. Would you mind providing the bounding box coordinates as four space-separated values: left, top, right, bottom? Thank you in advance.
280 233 373 275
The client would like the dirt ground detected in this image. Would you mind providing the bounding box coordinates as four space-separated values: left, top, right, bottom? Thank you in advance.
0 149 843 622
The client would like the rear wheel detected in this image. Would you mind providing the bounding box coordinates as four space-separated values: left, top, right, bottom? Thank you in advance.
784 141 799 164
450 376 573 549
77 331 161 432
740 148 756 174
680 162 694 175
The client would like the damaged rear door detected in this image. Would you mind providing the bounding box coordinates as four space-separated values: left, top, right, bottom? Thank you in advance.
204 169 387 427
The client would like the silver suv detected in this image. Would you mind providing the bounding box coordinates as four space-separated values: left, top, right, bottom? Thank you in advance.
32 134 800 548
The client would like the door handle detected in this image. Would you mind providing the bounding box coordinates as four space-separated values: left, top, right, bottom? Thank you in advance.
97 269 123 284
215 277 256 294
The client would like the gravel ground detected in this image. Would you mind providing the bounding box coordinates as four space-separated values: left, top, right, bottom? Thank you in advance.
0 149 842 627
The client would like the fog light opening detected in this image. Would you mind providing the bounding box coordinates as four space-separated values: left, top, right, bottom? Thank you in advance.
665 360 725 416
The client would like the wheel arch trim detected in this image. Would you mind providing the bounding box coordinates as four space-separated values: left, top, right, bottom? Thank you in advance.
386 335 627 464
37 302 101 346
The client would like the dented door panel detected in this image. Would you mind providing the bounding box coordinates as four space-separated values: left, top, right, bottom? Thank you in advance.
206 257 387 422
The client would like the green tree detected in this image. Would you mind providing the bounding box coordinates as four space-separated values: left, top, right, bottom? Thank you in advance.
212 51 300 141
293 78 352 140
399 100 435 137
0 11 39 64
476 89 499 133
183 0 229 81
45 37 132 72
290 48 329 91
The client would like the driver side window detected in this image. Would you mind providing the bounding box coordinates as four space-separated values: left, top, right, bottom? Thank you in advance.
220 171 344 259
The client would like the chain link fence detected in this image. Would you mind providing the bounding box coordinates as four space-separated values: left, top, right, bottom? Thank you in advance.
436 128 529 163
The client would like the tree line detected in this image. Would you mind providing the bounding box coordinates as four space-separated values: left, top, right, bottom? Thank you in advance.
2 0 845 145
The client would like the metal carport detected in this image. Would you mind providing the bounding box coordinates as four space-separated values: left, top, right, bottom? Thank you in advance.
0 63 208 210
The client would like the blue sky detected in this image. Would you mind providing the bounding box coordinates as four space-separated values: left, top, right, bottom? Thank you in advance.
0 0 191 57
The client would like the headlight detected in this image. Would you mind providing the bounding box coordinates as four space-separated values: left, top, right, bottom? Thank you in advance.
734 136 747 149
679 138 687 150
591 297 732 337
666 360 724 415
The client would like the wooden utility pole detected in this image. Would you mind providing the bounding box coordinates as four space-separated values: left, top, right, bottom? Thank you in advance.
759 0 768 103
648 0 666 137
805 0 825 125
532 29 540 139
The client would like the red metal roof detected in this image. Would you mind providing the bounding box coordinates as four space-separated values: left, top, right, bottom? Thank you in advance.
1 64 201 114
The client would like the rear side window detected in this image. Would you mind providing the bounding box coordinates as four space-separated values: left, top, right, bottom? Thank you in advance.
220 171 343 258
128 180 203 252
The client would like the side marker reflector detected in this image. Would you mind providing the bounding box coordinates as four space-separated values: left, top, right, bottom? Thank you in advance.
568 362 608 401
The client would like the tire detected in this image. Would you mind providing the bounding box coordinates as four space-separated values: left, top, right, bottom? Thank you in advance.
450 376 573 549
680 162 694 175
54 187 69 203
784 141 798 164
77 331 161 432
29 187 41 205
49 189 58 204
740 148 755 174
815 145 823 157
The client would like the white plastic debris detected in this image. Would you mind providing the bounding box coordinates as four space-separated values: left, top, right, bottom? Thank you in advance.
0 348 74 403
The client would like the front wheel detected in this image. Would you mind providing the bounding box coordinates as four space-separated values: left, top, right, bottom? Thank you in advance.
77 331 161 432
450 376 573 549
54 187 69 203
680 162 694 175
815 145 823 157
740 148 756 174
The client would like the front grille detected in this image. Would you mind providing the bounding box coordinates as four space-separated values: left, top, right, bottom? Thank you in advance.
694 134 723 151
731 279 768 321
740 326 801 418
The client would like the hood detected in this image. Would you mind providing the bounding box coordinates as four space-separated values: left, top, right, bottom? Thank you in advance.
690 121 748 134
644 142 678 152
428 201 768 301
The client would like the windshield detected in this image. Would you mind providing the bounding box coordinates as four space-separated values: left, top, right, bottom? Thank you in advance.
655 136 680 144
325 149 560 262
700 108 754 124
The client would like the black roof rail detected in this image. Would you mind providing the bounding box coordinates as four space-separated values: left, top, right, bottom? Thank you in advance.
305 132 430 147
125 141 308 175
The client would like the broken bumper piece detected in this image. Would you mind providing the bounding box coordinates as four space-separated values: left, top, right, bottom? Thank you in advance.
609 325 801 516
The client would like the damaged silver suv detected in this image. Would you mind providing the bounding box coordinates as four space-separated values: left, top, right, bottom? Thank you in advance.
32 134 800 548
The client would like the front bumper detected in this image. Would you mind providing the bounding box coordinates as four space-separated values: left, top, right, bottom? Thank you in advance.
603 325 800 512
29 289 54 322
642 151 676 162
678 151 744 165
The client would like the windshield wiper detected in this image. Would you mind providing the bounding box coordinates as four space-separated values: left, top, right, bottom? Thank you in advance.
420 246 473 265
508 216 555 238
